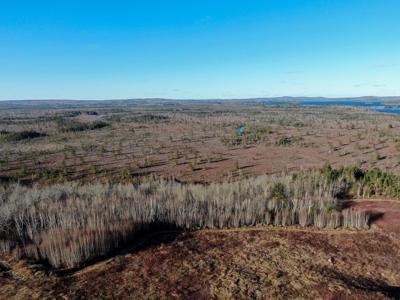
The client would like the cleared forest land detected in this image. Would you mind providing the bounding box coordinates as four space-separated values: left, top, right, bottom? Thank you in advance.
2 100 400 184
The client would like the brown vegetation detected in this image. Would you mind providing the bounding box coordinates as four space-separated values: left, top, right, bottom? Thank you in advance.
2 101 400 185
1 223 400 299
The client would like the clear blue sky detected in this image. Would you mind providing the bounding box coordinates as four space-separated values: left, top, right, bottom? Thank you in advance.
1 0 400 100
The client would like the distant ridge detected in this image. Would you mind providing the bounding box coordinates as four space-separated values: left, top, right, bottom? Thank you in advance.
1 96 400 109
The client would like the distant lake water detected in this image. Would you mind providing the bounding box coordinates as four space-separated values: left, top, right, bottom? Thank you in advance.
263 100 400 115
372 107 400 114
301 101 400 115
299 101 383 107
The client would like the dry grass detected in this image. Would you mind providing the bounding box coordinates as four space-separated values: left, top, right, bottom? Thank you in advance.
2 226 399 299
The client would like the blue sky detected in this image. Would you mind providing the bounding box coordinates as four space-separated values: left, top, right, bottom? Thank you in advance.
1 0 400 100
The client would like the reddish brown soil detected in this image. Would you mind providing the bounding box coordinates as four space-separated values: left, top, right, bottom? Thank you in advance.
1 199 400 300
75 113 102 122
350 199 400 235
3 105 400 185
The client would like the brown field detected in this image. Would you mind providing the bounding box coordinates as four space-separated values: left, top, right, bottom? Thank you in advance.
1 100 400 184
1 100 400 299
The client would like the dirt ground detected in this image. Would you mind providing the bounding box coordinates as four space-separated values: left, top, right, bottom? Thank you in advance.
2 103 400 184
1 199 399 300
350 199 400 235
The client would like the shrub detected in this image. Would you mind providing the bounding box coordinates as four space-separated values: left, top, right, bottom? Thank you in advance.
57 120 109 133
1 130 46 142
130 114 170 123
269 182 288 202
221 125 270 147
322 165 400 198
275 136 293 146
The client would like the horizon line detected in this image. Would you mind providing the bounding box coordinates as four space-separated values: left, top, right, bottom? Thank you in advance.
1 95 400 102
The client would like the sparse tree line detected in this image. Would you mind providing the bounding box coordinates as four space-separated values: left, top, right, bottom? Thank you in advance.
0 130 47 142
0 120 110 143
56 119 110 133
0 167 376 269
320 164 400 198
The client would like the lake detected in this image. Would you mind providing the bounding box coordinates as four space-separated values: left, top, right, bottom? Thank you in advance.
299 100 383 107
263 100 400 115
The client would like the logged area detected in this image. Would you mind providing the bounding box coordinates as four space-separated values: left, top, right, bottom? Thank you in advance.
2 100 400 184
1 100 400 299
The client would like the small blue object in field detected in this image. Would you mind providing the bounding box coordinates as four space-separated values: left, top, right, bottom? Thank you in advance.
236 126 245 136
